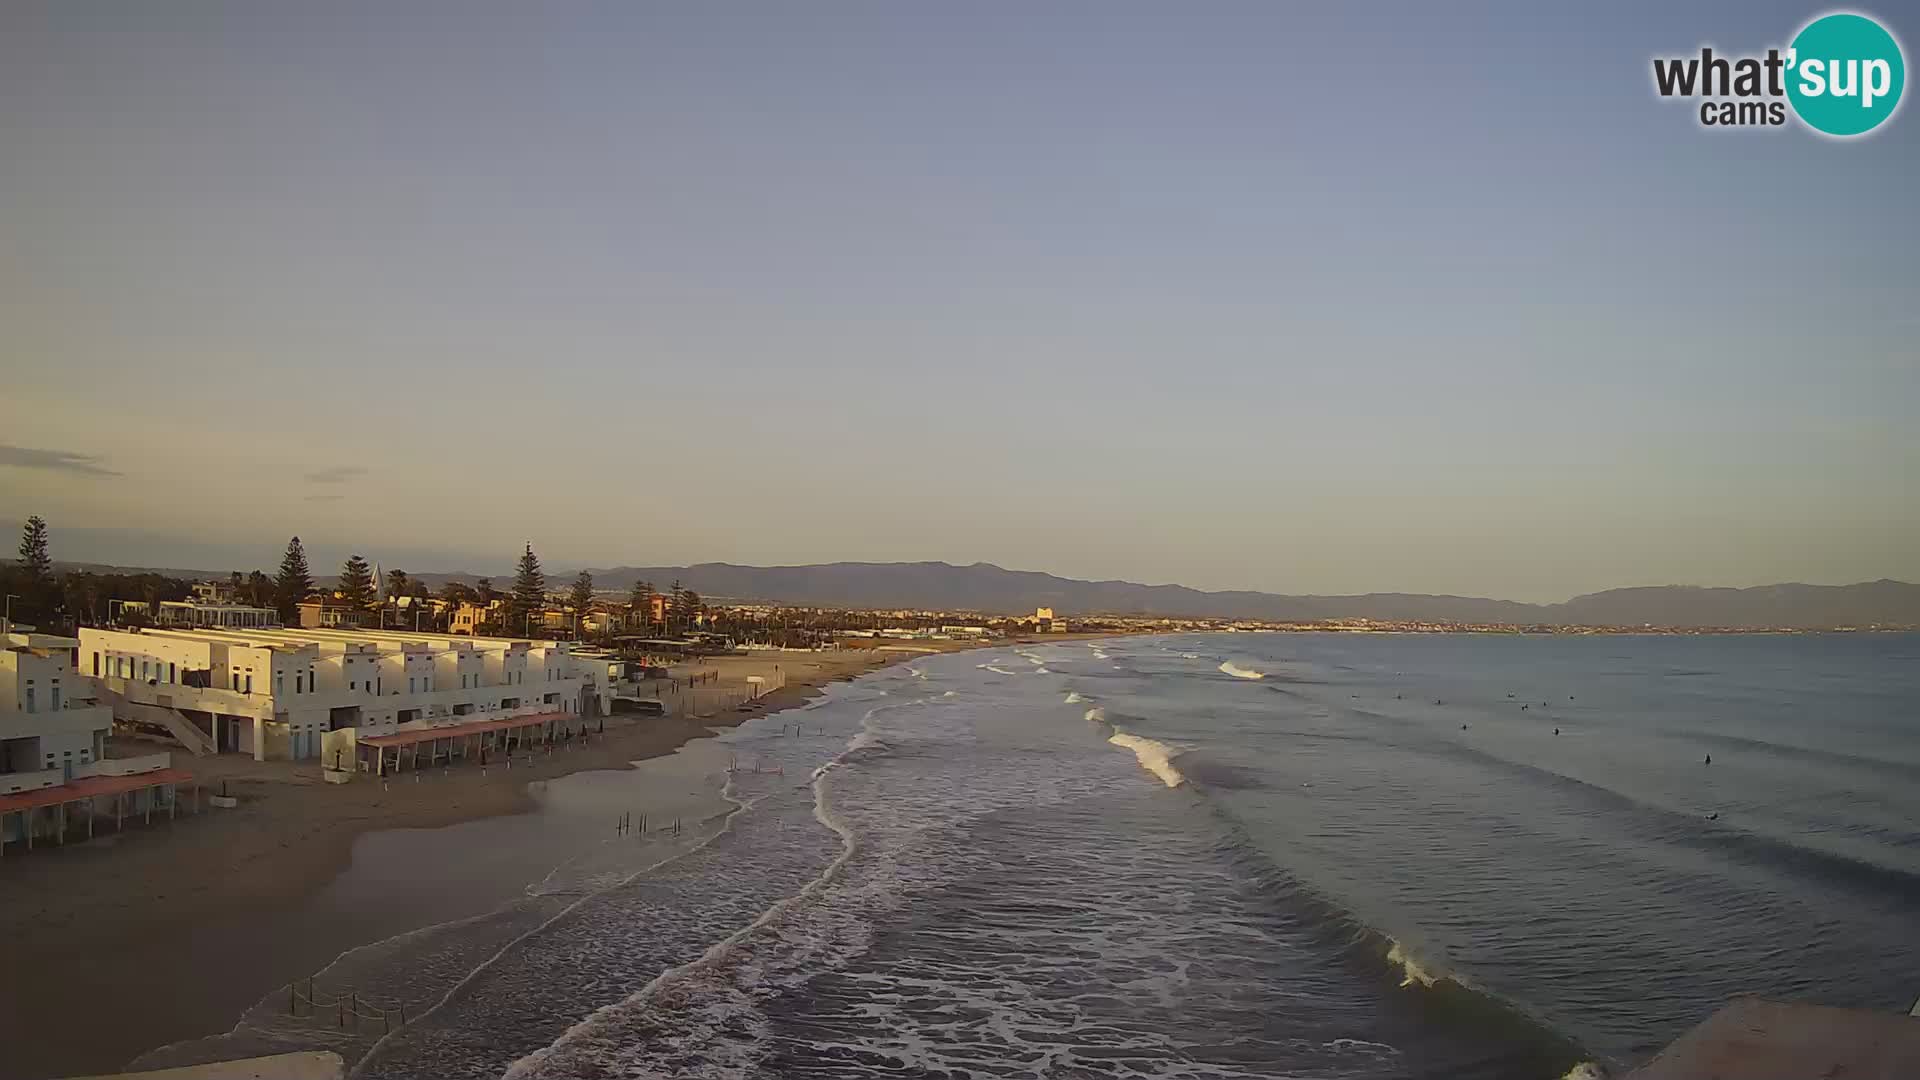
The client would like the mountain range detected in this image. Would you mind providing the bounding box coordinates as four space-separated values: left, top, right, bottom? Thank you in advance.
25 558 1918 629
558 562 1919 629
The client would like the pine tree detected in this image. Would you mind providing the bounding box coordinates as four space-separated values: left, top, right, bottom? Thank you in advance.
246 570 273 607
667 579 687 634
18 515 52 585
508 543 546 633
273 537 315 623
339 554 376 618
387 568 410 599
628 579 656 629
569 570 595 615
476 577 496 604
683 589 704 630
10 516 53 625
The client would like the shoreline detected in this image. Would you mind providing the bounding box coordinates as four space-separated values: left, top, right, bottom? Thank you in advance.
0 636 1113 1080
0 648 900 1080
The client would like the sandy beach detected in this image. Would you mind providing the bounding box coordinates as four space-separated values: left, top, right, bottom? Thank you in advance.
0 645 934 1080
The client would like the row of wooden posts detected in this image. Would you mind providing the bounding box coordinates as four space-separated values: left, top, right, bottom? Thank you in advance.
616 812 681 837
289 978 406 1034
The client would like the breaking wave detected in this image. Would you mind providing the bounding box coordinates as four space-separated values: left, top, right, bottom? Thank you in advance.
1083 706 1107 724
1064 691 1085 703
1219 661 1265 680
984 665 1018 676
1386 938 1437 988
1108 731 1188 789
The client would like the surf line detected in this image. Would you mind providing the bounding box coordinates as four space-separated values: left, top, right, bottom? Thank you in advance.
498 741 866 1079
351 697 846 1076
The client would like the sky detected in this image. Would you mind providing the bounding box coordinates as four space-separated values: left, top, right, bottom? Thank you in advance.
2 1 1915 603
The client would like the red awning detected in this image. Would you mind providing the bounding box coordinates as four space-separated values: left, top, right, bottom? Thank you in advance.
0 767 196 814
358 711 570 750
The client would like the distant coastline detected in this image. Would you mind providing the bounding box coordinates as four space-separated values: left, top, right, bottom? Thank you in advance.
8 550 1916 631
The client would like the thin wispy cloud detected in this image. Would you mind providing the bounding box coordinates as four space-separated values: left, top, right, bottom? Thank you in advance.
0 443 121 477
303 465 367 484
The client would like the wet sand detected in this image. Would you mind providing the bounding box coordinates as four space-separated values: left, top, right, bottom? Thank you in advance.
0 648 903 1080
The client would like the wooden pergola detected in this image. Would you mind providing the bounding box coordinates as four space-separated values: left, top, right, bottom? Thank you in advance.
0 767 199 857
355 711 581 776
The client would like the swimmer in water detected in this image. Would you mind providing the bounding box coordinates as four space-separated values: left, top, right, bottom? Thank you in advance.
1704 753 1711 765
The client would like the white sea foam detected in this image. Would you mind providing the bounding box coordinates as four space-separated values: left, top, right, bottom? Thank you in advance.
1181 653 1201 660
1084 706 1107 724
1560 1064 1610 1080
985 665 1018 676
1108 731 1187 788
1034 667 1052 674
942 689 957 697
1385 939 1437 988
502 721 870 1080
1218 661 1265 680
1064 691 1085 704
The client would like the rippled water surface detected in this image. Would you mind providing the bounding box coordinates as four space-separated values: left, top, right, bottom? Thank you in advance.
147 634 1920 1079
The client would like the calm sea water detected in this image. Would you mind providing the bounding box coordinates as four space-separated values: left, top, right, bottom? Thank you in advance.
153 633 1920 1079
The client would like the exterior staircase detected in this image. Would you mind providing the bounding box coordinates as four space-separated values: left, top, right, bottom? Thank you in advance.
100 683 217 756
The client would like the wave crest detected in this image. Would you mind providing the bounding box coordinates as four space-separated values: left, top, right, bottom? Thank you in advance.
1385 938 1437 988
1108 731 1187 788
1219 661 1265 680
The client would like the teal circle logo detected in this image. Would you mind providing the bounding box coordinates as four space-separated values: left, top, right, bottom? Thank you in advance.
1786 12 1905 136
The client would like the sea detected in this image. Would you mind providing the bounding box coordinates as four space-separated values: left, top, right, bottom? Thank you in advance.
151 632 1920 1079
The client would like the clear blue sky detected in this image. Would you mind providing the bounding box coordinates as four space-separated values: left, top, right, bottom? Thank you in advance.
2 2 1914 601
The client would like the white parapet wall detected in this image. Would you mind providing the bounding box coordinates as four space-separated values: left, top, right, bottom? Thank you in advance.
61 1050 345 1080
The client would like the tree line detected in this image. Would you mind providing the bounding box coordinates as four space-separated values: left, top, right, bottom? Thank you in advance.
2 516 707 641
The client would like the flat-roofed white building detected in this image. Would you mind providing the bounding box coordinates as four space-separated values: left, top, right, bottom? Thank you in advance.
2 632 186 851
79 625 628 762
2 633 112 784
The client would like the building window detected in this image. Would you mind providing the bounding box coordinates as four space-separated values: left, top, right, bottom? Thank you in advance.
409 677 416 694
350 681 357 691
51 687 61 710
24 688 35 712
169 662 177 683
141 660 150 680
93 652 101 676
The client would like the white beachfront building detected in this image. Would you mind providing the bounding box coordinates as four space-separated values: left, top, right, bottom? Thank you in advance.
2 632 185 851
1 633 111 783
78 624 630 762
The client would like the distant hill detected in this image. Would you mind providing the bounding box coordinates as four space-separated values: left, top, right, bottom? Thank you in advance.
21 558 1918 629
560 562 1918 629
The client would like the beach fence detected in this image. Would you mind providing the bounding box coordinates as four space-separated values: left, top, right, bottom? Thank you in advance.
288 978 409 1036
619 668 786 721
